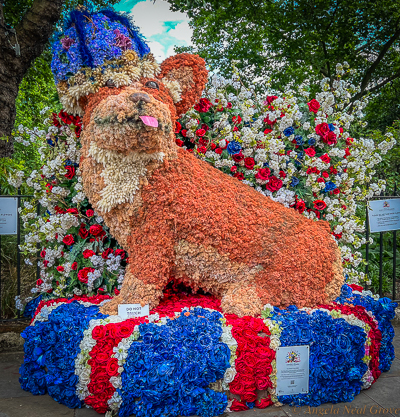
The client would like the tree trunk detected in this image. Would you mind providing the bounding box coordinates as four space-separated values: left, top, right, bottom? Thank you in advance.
0 0 64 158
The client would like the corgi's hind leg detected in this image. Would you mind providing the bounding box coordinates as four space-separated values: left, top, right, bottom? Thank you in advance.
220 280 263 317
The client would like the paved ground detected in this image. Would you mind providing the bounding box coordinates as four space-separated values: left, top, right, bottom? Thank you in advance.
0 326 399 417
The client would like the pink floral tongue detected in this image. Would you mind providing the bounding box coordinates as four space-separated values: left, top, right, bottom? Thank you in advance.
140 116 158 128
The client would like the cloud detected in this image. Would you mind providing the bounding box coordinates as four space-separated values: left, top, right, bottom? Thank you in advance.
116 0 193 61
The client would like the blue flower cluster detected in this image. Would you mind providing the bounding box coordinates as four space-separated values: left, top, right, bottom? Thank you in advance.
227 141 242 155
23 295 43 318
119 308 229 417
335 285 398 371
271 305 367 407
20 302 107 408
51 8 150 83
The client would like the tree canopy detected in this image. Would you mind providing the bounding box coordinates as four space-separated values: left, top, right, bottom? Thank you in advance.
169 0 400 105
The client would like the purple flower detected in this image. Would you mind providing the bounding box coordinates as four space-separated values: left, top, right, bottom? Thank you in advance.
61 36 75 51
113 29 132 51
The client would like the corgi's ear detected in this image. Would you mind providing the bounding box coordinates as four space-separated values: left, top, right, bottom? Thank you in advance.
158 53 208 117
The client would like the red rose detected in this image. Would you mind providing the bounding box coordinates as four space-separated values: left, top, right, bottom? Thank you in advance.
233 172 244 181
279 170 286 178
265 176 283 192
198 138 209 146
231 166 237 173
232 152 244 163
232 115 242 124
201 123 210 131
315 122 330 137
317 177 325 183
89 225 103 236
227 102 232 109
196 128 206 137
319 153 331 164
307 99 321 114
194 98 212 113
264 95 278 105
334 188 340 194
115 249 125 259
323 131 337 145
313 200 327 210
36 279 43 286
83 249 95 259
255 168 270 181
101 248 113 259
344 147 351 158
114 288 120 295
66 208 79 215
175 139 184 147
71 262 78 270
304 147 316 157
40 249 46 258
106 358 119 376
244 157 255 170
56 265 64 272
77 267 94 283
116 324 134 338
63 234 74 246
255 397 274 409
214 148 223 155
230 399 249 412
295 199 306 213
174 121 181 134
263 115 276 126
64 166 75 179
79 224 89 239
181 129 187 137
197 146 206 154
86 209 94 217
92 325 107 340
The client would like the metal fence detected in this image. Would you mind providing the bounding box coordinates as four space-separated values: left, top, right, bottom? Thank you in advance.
365 186 399 302
0 191 40 320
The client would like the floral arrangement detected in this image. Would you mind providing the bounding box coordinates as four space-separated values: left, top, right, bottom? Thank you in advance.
175 63 396 285
15 110 128 302
20 285 397 416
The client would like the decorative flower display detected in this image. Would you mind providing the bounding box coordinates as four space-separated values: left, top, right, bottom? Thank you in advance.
20 285 397 416
16 110 128 304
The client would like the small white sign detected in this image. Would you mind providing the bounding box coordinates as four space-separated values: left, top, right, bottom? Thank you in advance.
0 197 18 235
276 345 309 395
118 303 149 319
368 199 400 233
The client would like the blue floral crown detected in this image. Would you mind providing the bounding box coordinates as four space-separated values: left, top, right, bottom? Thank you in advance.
51 7 160 114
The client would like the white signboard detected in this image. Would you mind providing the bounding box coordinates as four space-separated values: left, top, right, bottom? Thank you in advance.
368 199 400 233
118 304 149 319
276 345 309 395
0 197 18 235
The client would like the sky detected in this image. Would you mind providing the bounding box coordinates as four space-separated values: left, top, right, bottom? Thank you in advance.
115 0 193 62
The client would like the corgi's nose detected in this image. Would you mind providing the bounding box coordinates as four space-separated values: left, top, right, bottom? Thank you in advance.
129 92 151 103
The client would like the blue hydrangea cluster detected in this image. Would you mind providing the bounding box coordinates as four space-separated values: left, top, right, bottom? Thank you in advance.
51 8 150 83
23 294 43 318
271 305 367 407
19 302 107 408
335 285 397 371
118 307 229 417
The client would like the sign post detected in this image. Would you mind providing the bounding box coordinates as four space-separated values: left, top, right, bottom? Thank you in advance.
0 197 18 235
276 345 309 395
367 199 400 233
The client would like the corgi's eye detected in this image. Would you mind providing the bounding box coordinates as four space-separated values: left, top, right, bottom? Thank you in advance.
105 79 116 88
145 81 159 89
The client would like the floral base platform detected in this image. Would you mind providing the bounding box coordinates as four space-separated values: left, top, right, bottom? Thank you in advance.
20 284 397 417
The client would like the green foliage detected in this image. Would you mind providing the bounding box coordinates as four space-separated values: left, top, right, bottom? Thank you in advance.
170 0 400 99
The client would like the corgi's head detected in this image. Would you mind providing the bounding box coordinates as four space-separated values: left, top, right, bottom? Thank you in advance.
80 53 207 156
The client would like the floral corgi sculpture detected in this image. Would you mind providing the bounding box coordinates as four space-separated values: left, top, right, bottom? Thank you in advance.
52 7 343 317
79 56 343 317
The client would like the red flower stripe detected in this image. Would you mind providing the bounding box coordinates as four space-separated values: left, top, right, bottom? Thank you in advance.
84 318 143 413
225 315 275 407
